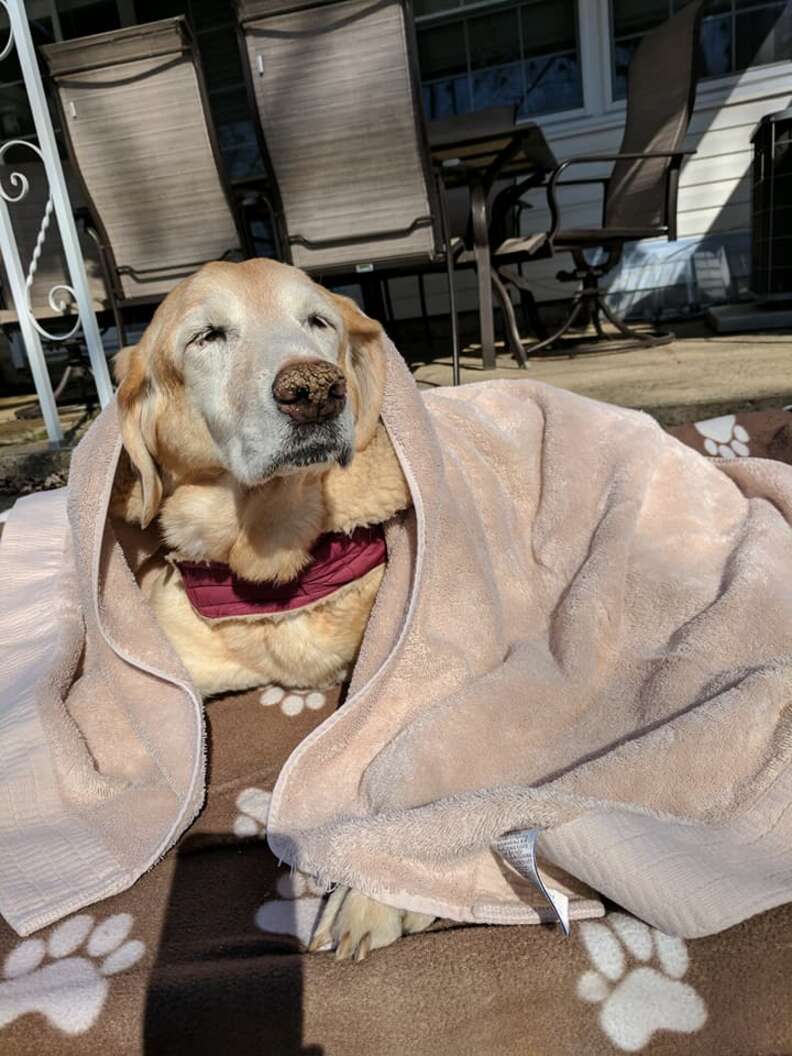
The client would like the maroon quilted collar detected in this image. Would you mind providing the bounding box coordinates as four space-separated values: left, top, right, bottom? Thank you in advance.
175 524 386 620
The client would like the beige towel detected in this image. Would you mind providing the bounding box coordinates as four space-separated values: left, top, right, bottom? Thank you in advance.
2 340 792 938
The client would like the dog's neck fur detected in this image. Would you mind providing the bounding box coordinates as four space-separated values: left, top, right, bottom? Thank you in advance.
112 423 410 586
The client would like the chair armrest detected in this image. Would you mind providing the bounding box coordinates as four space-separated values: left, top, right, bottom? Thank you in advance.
73 208 106 253
546 150 696 241
554 151 696 168
554 177 610 188
488 164 553 249
73 206 97 234
229 181 281 257
449 236 466 259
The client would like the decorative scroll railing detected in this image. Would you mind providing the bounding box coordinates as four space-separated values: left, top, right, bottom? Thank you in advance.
0 0 112 446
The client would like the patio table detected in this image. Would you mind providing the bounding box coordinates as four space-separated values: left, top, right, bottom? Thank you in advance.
428 106 556 187
428 106 557 364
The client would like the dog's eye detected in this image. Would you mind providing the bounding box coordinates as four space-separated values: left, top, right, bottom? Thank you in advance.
306 313 331 331
189 326 226 348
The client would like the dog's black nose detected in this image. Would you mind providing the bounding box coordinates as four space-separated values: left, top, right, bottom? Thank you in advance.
272 359 346 424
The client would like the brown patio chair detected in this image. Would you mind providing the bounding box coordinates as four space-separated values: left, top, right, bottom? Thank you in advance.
41 17 251 344
495 0 707 357
235 0 462 380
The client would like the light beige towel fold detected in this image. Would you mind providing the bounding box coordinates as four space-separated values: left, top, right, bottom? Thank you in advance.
2 340 792 938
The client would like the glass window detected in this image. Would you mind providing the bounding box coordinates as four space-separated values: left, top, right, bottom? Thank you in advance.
419 20 470 115
735 2 792 68
468 7 522 112
611 0 792 100
416 0 582 121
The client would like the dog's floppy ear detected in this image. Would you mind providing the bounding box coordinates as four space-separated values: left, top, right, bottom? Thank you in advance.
114 338 163 529
329 293 386 451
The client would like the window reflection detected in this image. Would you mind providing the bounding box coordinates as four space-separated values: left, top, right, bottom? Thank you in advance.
417 0 583 120
612 0 792 100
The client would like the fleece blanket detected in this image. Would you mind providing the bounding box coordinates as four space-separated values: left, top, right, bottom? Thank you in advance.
1 404 792 1056
0 671 790 1056
3 340 792 947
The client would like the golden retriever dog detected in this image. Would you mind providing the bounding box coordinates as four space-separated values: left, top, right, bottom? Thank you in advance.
111 257 433 959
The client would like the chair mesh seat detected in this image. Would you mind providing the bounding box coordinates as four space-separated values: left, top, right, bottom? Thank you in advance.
239 0 438 273
43 19 242 302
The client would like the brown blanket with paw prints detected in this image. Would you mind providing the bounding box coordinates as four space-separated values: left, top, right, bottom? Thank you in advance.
0 408 792 1055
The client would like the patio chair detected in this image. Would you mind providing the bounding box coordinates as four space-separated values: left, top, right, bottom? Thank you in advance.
235 0 462 380
495 0 706 357
41 18 252 344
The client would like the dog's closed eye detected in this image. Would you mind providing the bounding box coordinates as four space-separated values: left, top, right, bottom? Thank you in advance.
188 325 226 349
305 313 332 332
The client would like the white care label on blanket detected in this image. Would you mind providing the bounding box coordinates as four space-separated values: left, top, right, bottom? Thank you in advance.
493 829 571 936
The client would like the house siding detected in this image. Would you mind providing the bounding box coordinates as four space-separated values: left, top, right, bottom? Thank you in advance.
387 54 792 322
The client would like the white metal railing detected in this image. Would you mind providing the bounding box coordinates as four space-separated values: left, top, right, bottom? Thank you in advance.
0 0 112 446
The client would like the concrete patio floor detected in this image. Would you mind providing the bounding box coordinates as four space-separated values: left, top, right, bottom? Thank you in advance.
2 316 791 508
408 320 792 426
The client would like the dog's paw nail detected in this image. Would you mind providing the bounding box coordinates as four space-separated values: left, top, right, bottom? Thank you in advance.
354 934 372 962
307 929 329 953
335 931 354 961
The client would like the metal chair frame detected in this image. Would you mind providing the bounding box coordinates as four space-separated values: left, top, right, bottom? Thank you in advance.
498 149 696 357
496 0 706 361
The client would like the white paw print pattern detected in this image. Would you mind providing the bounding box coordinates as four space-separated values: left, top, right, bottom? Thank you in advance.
693 414 750 460
260 685 327 717
0 913 145 1036
577 913 707 1052
254 870 329 948
233 786 272 838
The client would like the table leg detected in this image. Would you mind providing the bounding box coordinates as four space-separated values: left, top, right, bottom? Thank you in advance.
359 275 387 323
471 180 496 369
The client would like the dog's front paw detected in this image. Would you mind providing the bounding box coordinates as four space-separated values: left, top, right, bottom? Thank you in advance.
309 886 434 961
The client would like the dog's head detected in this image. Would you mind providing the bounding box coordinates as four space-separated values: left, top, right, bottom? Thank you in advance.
115 258 387 527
